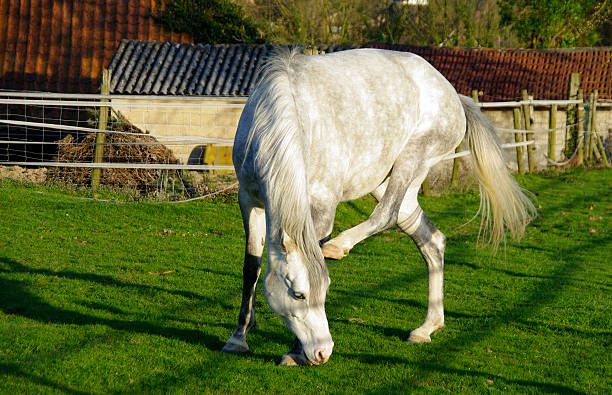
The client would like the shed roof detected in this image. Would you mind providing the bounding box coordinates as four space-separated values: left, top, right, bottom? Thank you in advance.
110 40 612 101
108 40 350 96
0 0 192 93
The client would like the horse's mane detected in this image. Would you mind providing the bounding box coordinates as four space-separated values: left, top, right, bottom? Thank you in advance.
247 46 328 303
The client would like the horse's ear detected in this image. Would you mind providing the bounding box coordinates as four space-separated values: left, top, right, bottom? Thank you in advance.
282 232 298 253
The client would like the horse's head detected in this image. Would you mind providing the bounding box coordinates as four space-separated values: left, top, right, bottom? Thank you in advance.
263 232 334 365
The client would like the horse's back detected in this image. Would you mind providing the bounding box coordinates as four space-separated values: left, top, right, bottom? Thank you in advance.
293 49 464 200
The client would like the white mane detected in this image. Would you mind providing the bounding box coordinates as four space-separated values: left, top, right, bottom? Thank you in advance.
247 47 327 301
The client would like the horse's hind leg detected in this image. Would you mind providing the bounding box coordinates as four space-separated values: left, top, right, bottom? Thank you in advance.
397 196 446 343
222 188 266 353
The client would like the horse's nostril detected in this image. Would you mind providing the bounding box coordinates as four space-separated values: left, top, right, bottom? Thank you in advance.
317 350 324 361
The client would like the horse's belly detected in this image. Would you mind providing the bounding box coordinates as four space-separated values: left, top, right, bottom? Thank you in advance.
339 149 398 201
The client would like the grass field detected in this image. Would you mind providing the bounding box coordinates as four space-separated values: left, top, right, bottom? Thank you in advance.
0 168 610 394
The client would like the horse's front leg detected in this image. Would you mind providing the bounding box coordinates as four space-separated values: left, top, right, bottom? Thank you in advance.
398 204 446 343
222 189 266 353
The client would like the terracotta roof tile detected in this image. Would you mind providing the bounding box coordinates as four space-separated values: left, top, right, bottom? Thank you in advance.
0 0 192 93
371 44 612 100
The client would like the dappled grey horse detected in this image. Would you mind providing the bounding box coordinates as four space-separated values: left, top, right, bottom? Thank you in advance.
222 48 535 366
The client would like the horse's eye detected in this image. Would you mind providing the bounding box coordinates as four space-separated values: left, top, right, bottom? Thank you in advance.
292 291 306 300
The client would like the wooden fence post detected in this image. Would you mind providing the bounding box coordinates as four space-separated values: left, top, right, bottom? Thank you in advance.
471 89 479 102
589 91 609 167
599 130 611 168
567 73 581 165
587 92 596 161
450 141 463 187
548 104 557 167
513 107 526 174
576 90 584 166
92 69 111 187
421 175 431 196
521 90 535 173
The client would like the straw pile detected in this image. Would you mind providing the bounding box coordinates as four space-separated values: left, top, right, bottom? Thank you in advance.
47 113 178 190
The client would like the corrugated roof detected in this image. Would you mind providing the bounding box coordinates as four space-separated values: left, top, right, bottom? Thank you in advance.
108 40 351 96
0 0 192 93
371 44 612 101
110 40 612 100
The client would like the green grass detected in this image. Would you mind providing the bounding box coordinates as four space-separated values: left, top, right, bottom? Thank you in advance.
0 168 610 394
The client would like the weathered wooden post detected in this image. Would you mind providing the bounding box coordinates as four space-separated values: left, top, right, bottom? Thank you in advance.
548 104 557 167
567 73 582 165
576 90 585 166
589 91 609 167
421 175 431 196
92 69 111 187
600 129 611 167
587 92 596 161
521 90 535 173
513 107 526 174
450 140 462 187
303 46 319 55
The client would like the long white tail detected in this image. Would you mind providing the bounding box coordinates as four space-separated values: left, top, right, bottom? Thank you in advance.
460 95 536 251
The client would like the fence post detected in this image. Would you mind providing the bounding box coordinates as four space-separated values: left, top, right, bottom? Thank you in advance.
589 91 609 167
576 90 585 166
513 107 526 174
92 69 111 187
471 89 479 102
548 104 557 167
588 91 603 162
521 90 535 173
303 46 319 55
567 73 582 165
450 141 463 187
586 92 595 161
421 175 431 196
599 129 611 167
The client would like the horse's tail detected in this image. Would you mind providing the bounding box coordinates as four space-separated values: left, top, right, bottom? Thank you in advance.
460 95 536 251
248 47 327 293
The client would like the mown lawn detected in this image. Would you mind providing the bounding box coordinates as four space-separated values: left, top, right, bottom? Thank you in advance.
0 168 610 394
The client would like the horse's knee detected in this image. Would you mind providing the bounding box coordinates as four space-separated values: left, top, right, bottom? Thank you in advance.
399 207 445 264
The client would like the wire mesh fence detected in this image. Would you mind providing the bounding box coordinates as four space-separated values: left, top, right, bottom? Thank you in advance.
0 91 610 200
0 92 242 200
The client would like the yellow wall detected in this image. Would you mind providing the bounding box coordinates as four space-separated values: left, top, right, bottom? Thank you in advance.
111 98 243 165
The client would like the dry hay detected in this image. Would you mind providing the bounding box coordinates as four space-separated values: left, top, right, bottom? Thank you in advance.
47 113 178 191
0 165 47 183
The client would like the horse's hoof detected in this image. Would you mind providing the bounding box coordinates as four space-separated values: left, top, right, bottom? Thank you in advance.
279 354 299 366
406 333 431 343
322 243 347 260
406 324 445 343
221 338 249 353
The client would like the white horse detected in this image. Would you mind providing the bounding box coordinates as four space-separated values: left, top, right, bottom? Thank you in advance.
222 48 535 366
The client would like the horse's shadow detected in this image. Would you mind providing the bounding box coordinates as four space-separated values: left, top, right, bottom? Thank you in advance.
0 257 289 363
0 257 226 350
